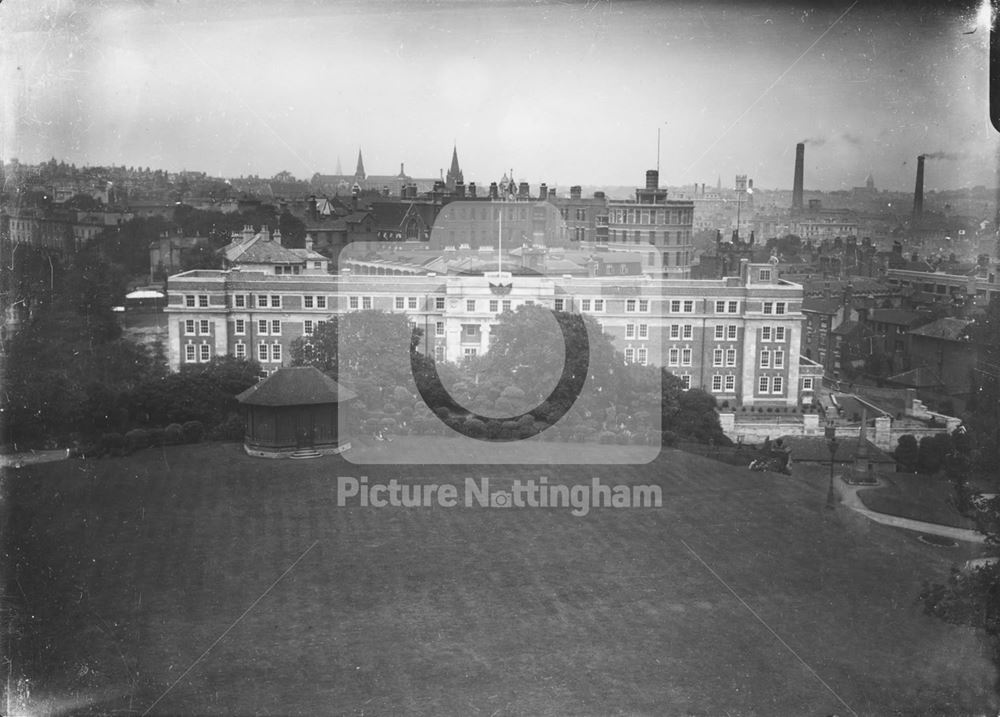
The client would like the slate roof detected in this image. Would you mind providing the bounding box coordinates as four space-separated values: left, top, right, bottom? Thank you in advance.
801 298 841 315
236 366 356 406
868 309 925 327
907 317 973 342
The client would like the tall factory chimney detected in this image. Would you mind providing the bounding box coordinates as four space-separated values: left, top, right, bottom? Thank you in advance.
792 142 805 212
913 155 925 218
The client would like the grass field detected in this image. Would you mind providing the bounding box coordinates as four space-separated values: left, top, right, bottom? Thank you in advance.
2 443 997 716
857 474 978 530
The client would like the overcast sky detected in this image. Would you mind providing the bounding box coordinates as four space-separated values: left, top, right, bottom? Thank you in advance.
2 0 997 191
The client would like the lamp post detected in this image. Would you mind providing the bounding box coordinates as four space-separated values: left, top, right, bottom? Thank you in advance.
825 423 838 510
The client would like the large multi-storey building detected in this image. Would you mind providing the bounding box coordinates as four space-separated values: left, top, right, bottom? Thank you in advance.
605 170 695 278
166 254 807 407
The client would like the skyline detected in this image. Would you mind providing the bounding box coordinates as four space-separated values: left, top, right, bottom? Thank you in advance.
2 0 998 193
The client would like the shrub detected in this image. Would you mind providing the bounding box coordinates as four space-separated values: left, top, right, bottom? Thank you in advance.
164 423 184 445
125 428 150 452
661 430 678 447
393 386 411 403
182 420 205 443
209 414 245 442
100 432 126 456
598 430 618 444
147 427 166 446
464 417 486 438
720 400 730 409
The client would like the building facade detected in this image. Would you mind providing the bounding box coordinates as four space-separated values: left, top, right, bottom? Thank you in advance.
165 259 806 408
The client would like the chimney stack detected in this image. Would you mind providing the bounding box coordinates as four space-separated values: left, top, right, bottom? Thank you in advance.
539 183 548 200
570 185 582 200
518 181 529 198
488 182 498 200
913 155 925 218
468 182 477 199
792 143 805 212
646 170 659 190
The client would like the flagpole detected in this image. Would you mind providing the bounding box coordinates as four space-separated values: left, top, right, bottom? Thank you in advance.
498 198 502 275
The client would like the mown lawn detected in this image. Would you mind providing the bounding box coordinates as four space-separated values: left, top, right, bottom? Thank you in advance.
857 473 978 530
2 443 997 716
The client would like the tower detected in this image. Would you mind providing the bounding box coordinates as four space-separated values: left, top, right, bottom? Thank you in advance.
445 145 463 190
355 149 366 181
913 155 925 219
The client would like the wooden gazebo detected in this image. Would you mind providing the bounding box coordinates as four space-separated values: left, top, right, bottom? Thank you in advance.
236 366 356 458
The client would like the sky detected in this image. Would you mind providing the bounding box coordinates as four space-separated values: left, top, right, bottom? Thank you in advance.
2 0 997 192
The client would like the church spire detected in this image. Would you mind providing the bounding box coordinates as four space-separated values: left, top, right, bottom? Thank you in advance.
446 144 463 190
355 148 366 181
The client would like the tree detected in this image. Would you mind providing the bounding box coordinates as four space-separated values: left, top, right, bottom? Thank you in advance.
893 434 919 472
917 433 951 474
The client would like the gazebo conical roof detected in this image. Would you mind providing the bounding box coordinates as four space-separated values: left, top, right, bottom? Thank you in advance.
236 366 356 406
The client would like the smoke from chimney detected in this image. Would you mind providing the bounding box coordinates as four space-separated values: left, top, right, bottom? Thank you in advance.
792 143 804 212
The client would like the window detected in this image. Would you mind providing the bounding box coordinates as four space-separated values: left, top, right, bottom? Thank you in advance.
712 375 723 392
681 348 692 366
408 297 418 310
727 325 737 340
199 343 210 362
683 300 693 313
465 324 478 336
726 349 737 367
199 319 210 335
626 324 636 338
316 296 326 309
435 297 445 310
681 375 691 390
802 377 814 390
235 319 245 335
362 297 372 310
775 326 786 342
554 298 565 311
763 302 774 315
234 342 246 359
638 323 648 338
775 302 786 315
502 300 511 312
668 348 679 366
637 347 647 365
271 343 282 362
435 346 445 361
185 295 195 307
759 269 771 281
184 319 195 335
774 351 784 369
728 301 738 313
304 320 314 336
760 350 771 369
715 300 725 313
762 326 772 341
349 296 359 309
306 296 315 309
258 319 268 335
489 299 499 313
594 299 604 312
759 376 770 393
669 325 680 339
625 347 635 363
270 295 281 308
639 299 649 312
257 343 268 362
435 321 445 336
234 295 246 308
772 376 784 393
626 299 636 312
185 344 196 362
463 347 478 358
198 295 208 308
713 349 723 367
467 299 476 312
724 375 735 391
682 325 693 340
714 325 724 340
670 300 681 312
395 297 405 310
